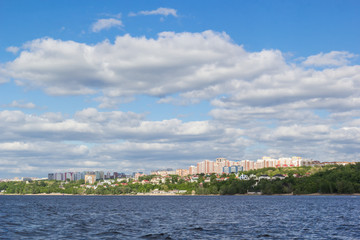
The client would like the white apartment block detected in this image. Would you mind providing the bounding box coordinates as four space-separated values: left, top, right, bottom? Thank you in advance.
187 156 313 175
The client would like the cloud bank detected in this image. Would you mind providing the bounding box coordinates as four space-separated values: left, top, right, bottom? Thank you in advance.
1 30 360 177
0 108 247 176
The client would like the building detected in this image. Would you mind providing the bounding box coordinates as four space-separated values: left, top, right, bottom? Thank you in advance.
95 171 104 180
21 177 32 182
215 158 230 174
223 166 243 174
150 170 176 176
195 158 231 174
240 160 255 171
117 172 126 178
223 167 230 174
48 173 54 180
74 172 81 181
176 169 189 177
239 174 249 180
134 172 144 180
64 172 74 181
85 174 96 184
189 166 197 175
55 172 64 181
104 171 112 179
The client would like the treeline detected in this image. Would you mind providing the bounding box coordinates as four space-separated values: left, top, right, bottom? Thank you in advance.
290 163 360 194
0 178 197 195
0 180 86 195
1 163 359 195
202 163 360 195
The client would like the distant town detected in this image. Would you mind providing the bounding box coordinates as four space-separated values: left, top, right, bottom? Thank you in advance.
1 156 355 183
1 156 359 195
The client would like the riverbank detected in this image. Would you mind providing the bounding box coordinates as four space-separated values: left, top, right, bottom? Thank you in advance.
1 192 360 196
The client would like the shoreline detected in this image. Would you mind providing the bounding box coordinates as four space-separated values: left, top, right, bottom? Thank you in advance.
1 193 360 196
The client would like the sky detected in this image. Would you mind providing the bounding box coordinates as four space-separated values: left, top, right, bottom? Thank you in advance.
0 0 360 178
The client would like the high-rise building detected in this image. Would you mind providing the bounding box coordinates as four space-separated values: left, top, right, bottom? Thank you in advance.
117 172 126 178
176 169 189 177
74 172 82 181
64 172 75 181
104 171 112 179
55 172 64 181
189 166 197 175
95 171 104 180
240 160 255 171
196 160 216 174
215 158 230 174
48 173 54 180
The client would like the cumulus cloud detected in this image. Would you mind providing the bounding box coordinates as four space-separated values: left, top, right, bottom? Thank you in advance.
1 30 360 177
1 31 287 103
208 64 360 113
5 31 358 111
0 108 249 177
302 51 357 67
129 7 177 17
91 18 123 32
0 108 240 143
0 106 359 178
2 100 36 109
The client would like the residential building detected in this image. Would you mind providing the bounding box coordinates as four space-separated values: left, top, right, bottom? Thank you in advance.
48 173 54 180
85 174 96 184
189 166 197 175
55 172 64 181
176 169 189 177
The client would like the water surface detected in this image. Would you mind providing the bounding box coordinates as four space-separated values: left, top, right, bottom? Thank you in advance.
0 195 359 239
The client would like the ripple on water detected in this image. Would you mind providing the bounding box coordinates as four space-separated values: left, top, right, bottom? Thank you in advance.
0 195 360 239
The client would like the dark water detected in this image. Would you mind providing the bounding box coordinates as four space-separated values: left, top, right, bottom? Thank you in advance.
0 195 359 239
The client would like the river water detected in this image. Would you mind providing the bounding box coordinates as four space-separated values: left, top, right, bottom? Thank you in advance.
0 195 359 239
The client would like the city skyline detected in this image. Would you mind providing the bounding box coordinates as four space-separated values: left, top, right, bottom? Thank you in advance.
1 1 360 179
6 155 354 181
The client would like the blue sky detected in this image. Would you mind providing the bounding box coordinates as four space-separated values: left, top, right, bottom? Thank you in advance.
0 1 360 178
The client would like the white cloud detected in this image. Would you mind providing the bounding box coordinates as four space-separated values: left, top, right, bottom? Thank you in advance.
208 64 360 111
6 46 20 54
0 142 33 151
129 7 177 17
1 31 360 177
0 108 237 143
0 109 249 177
0 67 9 84
2 31 360 118
2 33 360 117
2 100 36 109
91 18 123 32
1 31 287 103
0 103 360 178
302 51 357 67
